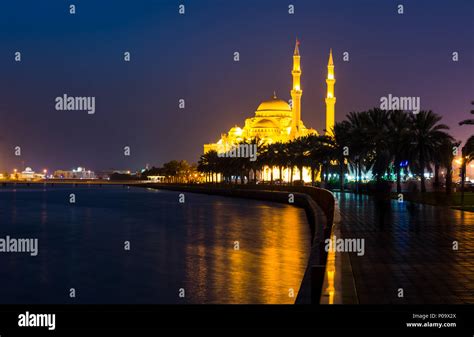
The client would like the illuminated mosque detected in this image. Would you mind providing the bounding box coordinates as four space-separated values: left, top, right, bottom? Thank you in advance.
204 40 336 182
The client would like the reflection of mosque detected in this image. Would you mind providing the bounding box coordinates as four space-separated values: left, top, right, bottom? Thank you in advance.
204 40 336 182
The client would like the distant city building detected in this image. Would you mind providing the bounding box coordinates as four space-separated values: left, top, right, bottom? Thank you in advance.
53 167 95 179
21 167 36 180
11 167 45 181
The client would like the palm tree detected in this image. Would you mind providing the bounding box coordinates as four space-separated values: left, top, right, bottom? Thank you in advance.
258 143 273 183
249 137 265 183
432 134 456 190
304 135 326 184
309 135 334 187
359 108 391 184
410 110 451 192
332 121 352 191
234 139 258 184
388 110 412 193
285 140 298 183
437 139 461 195
162 160 179 183
198 150 220 183
267 143 285 184
459 101 474 125
346 111 371 192
272 142 287 182
290 137 310 183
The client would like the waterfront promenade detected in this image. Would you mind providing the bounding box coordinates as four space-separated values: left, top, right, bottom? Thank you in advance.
336 192 474 304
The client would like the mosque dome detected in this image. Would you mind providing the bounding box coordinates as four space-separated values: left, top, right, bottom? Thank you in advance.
228 125 243 134
256 93 291 112
253 118 279 128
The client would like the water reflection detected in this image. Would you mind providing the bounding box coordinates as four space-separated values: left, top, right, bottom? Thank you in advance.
0 186 312 304
183 201 311 304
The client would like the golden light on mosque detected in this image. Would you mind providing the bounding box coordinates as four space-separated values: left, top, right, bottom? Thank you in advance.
203 40 337 182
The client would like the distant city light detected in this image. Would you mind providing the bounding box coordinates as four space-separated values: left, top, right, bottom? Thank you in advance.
400 160 409 167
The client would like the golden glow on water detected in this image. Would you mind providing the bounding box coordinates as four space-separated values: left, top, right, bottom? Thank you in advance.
325 235 336 304
261 206 308 303
184 199 311 304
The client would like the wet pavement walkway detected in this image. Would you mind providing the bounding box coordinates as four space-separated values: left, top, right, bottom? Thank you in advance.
335 192 474 304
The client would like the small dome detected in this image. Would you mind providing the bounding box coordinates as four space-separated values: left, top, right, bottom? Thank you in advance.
228 126 243 137
253 118 278 128
257 94 291 112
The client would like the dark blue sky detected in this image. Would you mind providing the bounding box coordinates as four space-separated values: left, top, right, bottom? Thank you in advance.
0 0 472 171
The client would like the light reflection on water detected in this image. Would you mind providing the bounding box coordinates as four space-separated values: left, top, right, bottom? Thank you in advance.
184 203 309 303
0 186 311 304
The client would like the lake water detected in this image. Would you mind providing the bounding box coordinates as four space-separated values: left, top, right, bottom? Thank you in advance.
0 186 311 304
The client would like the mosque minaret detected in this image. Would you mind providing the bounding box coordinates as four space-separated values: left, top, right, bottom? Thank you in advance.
204 40 336 157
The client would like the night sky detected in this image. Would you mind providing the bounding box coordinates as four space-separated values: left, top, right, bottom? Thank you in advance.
0 0 472 172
